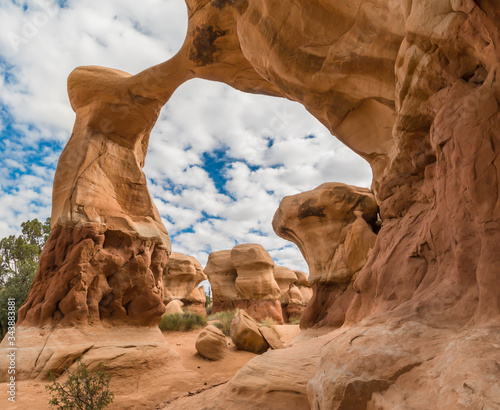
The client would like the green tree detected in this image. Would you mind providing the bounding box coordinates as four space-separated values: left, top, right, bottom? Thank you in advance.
0 217 50 338
46 359 114 410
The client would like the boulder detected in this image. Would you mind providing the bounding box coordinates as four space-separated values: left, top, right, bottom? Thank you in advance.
259 326 284 350
230 310 269 354
195 325 228 361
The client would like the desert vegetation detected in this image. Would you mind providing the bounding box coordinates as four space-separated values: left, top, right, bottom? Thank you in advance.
159 311 208 332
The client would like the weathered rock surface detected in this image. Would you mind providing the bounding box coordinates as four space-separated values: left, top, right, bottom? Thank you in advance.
230 310 269 354
0 326 178 382
160 0 500 408
205 245 283 323
164 300 184 316
164 252 207 314
19 225 168 328
195 325 228 360
274 183 378 328
9 0 500 408
273 266 312 322
259 326 284 350
204 250 237 303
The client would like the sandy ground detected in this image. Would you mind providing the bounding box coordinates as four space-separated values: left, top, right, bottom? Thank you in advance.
0 326 300 410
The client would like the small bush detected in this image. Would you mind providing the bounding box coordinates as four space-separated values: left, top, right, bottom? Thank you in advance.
206 303 213 316
259 317 278 329
159 312 207 332
45 359 114 410
208 310 237 336
289 316 301 325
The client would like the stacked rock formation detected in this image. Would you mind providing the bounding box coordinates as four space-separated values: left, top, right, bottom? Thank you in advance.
273 183 378 328
205 244 283 323
163 252 207 316
4 1 499 408
273 266 312 321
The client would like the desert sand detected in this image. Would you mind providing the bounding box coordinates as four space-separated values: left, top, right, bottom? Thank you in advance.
1 327 303 409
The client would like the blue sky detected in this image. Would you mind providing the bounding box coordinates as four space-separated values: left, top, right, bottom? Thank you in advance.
0 0 372 271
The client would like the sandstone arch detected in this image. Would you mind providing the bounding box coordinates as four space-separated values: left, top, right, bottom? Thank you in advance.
1 1 499 408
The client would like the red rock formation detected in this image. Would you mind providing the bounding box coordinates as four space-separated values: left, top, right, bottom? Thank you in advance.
273 266 312 322
205 245 283 323
3 1 499 407
273 183 378 328
163 252 207 315
161 1 500 409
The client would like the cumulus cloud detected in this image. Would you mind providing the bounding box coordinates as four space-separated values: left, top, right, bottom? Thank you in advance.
0 0 373 273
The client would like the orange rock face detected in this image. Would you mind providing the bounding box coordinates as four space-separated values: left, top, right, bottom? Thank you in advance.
273 183 378 328
161 1 500 408
163 252 207 315
205 244 283 323
8 0 500 407
273 266 312 322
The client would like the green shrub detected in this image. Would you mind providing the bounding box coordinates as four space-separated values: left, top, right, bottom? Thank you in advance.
45 359 114 410
159 312 207 332
206 303 213 316
259 317 278 329
208 310 237 336
289 316 301 325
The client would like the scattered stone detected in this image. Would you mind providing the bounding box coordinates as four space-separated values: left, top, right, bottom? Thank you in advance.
195 325 228 361
230 310 269 354
258 326 284 350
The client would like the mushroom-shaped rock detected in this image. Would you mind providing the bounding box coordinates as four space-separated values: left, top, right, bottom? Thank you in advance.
273 183 378 328
273 266 298 304
230 310 269 354
195 325 228 361
206 245 284 323
273 183 378 285
204 250 237 303
294 271 310 286
164 252 207 302
293 270 313 306
163 252 207 315
164 300 184 316
231 244 280 300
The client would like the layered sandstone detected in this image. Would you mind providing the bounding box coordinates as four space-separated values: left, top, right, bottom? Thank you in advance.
163 252 207 315
273 266 311 321
162 0 500 409
205 244 283 322
5 0 499 408
273 183 378 328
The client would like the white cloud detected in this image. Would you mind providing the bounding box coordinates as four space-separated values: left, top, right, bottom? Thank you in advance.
0 0 373 275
